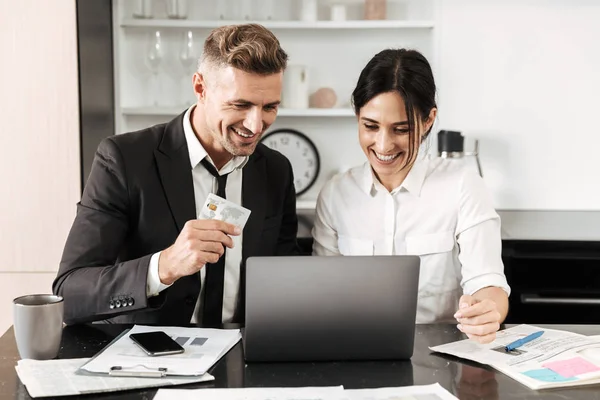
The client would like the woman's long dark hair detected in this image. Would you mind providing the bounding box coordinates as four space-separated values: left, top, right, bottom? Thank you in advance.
351 48 437 169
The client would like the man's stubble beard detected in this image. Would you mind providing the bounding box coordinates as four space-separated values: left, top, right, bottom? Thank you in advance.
221 133 262 157
221 130 262 157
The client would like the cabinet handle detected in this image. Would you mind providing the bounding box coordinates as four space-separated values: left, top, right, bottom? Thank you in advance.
521 294 600 305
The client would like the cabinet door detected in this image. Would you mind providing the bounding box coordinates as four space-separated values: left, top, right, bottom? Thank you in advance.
503 240 600 324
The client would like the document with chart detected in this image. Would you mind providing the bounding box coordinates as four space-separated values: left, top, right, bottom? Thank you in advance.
16 358 213 398
431 324 600 390
80 325 241 377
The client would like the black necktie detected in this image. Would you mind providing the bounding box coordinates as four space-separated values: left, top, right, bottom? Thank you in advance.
200 158 228 326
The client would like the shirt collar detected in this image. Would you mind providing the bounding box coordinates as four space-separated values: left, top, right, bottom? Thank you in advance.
357 158 428 197
182 105 248 174
399 159 428 196
356 162 378 196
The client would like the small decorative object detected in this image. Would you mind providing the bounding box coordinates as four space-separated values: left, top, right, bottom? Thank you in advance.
282 65 309 109
166 0 189 19
179 31 198 106
330 4 347 21
300 0 318 22
260 129 320 196
437 130 483 177
310 87 337 108
133 0 153 19
364 0 386 20
145 30 164 106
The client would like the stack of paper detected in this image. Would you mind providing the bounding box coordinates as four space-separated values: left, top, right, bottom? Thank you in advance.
16 358 213 398
431 324 600 390
153 383 458 400
80 325 241 377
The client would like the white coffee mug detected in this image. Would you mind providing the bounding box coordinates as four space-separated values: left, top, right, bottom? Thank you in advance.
330 4 347 21
300 0 318 22
282 65 309 109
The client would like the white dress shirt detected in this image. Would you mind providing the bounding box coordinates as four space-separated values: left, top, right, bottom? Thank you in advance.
146 105 248 324
312 157 511 323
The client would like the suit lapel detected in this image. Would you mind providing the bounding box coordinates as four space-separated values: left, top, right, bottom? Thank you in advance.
242 153 267 259
154 113 196 232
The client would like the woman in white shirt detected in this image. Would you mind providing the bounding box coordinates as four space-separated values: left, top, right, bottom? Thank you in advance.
312 49 510 343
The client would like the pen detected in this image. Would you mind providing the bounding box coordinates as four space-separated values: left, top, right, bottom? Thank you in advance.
109 366 168 378
505 330 544 352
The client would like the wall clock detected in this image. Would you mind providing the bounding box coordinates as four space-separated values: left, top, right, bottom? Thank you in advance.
260 128 320 196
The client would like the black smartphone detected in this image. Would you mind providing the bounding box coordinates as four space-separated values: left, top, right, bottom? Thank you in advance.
129 331 185 356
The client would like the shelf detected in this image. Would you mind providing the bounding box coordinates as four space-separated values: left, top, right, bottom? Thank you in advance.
120 19 435 30
121 107 355 117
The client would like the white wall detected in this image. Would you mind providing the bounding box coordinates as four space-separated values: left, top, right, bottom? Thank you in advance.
0 273 58 336
437 0 600 210
0 0 80 334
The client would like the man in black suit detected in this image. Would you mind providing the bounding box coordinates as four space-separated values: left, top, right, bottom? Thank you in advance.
53 24 298 326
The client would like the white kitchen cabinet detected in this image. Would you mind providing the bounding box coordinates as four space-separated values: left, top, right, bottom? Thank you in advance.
112 0 438 209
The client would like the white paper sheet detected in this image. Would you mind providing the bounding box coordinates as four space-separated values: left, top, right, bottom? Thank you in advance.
81 325 241 376
430 324 600 390
153 384 457 400
345 383 458 400
16 358 214 398
153 386 346 400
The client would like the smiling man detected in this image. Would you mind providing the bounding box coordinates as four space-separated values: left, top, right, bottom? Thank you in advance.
54 24 299 326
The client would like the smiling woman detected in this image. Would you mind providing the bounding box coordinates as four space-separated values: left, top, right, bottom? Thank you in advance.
356 91 436 192
352 49 437 191
312 48 510 344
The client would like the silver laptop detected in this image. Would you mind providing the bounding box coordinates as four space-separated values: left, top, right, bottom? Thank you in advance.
243 255 420 362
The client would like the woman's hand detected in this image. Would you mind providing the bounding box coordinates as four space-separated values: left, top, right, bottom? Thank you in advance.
454 294 502 344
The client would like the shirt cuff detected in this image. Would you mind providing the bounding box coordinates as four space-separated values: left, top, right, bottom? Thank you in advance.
462 273 511 298
146 251 172 297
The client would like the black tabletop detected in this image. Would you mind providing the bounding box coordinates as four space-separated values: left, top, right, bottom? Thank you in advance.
2 324 600 399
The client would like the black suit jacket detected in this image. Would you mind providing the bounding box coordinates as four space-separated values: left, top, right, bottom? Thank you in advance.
53 112 299 325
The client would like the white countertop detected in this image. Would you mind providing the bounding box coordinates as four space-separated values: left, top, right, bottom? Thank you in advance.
498 210 600 241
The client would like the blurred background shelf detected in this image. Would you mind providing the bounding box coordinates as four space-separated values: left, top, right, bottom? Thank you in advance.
121 107 355 117
120 19 435 30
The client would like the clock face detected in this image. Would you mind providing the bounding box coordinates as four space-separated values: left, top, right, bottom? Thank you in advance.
260 129 320 196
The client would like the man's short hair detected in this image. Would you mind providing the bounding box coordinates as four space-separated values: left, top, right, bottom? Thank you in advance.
199 23 288 75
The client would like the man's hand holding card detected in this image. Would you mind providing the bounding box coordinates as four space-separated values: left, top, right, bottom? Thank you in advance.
156 194 251 285
198 193 252 229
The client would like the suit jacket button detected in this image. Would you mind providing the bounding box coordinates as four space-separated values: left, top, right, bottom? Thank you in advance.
128 298 134 307
109 301 115 309
185 296 194 306
115 300 122 308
